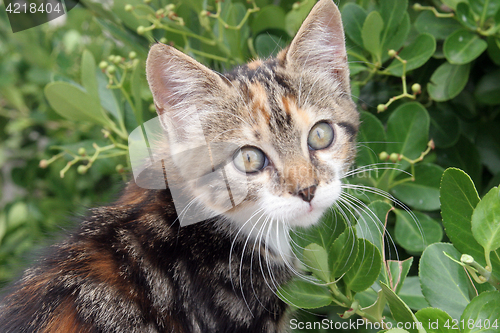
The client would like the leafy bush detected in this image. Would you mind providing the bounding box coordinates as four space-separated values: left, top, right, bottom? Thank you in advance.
1 0 500 332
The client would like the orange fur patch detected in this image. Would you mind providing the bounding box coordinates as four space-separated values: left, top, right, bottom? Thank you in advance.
249 82 270 122
42 298 90 333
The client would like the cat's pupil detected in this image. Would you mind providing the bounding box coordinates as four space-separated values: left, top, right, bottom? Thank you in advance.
308 122 334 150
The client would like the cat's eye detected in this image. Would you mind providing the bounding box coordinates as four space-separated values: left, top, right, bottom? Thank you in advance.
308 122 334 150
233 147 267 174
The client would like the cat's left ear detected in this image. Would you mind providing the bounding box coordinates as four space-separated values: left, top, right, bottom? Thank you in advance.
146 43 226 135
283 0 350 92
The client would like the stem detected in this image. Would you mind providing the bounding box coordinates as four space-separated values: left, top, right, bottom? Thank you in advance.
461 254 500 290
209 0 259 30
413 4 454 18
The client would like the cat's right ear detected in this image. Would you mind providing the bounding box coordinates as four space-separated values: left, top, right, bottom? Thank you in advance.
281 0 350 92
146 43 225 131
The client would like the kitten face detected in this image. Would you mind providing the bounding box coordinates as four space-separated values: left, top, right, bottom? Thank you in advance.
146 0 358 239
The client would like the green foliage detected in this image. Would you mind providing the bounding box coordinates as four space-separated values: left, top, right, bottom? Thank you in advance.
2 0 500 332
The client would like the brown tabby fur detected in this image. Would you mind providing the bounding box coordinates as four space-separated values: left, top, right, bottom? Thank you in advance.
0 0 359 332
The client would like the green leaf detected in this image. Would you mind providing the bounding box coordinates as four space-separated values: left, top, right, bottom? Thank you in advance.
391 164 444 211
381 282 423 333
419 243 470 320
469 0 500 18
362 11 384 61
254 34 287 58
7 202 29 229
131 62 144 124
437 136 482 185
460 291 500 333
386 34 436 76
344 239 381 292
45 82 110 126
96 71 123 126
251 5 286 36
382 13 411 60
380 0 407 32
428 62 470 101
383 257 414 294
474 69 500 105
456 3 478 30
399 277 429 311
429 104 461 148
487 37 500 65
415 11 462 40
329 227 358 279
356 201 393 255
284 0 316 36
81 49 99 103
394 210 443 252
471 186 500 253
380 0 408 54
386 102 430 171
441 0 464 10
476 122 500 174
112 0 150 31
440 168 485 262
444 30 487 64
277 278 333 309
341 3 367 47
415 308 459 333
349 62 368 76
290 209 346 262
302 243 330 283
356 111 386 167
220 2 249 61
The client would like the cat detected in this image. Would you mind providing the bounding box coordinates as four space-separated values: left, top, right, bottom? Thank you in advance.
0 0 359 331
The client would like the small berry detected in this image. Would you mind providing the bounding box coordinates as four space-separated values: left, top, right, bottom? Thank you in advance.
99 61 108 69
292 2 300 10
116 164 125 173
129 51 137 59
160 37 167 44
156 9 165 16
389 153 399 163
132 59 139 67
149 103 156 112
379 151 389 161
137 26 146 35
107 65 116 74
165 4 175 11
78 147 86 156
124 4 133 12
377 104 386 113
411 83 422 94
428 139 435 150
108 55 116 62
113 56 122 64
77 165 88 174
39 159 48 168
388 49 397 57
144 0 151 3
413 3 423 10
200 10 208 17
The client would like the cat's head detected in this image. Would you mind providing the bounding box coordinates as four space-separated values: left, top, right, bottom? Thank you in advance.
146 0 359 233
